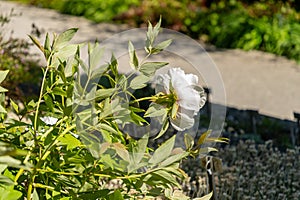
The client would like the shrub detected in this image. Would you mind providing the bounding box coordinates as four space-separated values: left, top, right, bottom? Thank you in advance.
0 20 221 199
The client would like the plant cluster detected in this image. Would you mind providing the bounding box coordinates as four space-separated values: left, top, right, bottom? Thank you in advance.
0 20 223 199
188 0 300 62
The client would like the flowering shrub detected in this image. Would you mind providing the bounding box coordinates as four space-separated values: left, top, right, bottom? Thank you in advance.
0 20 225 199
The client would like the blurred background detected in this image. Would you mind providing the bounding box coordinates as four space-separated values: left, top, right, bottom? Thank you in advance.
7 0 300 62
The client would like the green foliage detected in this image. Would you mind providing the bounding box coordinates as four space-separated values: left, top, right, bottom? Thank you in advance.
188 1 300 62
13 0 139 22
62 0 139 22
0 20 219 199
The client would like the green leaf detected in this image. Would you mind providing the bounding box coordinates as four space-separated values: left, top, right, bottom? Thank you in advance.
95 88 115 100
129 74 150 90
28 34 44 53
144 104 167 118
145 17 162 54
108 189 123 200
0 70 9 84
44 33 51 51
0 86 8 93
160 151 189 167
100 154 117 170
149 135 175 165
128 134 148 173
154 119 169 139
96 123 119 135
0 105 6 114
139 62 168 77
152 169 180 187
53 28 78 50
53 44 80 66
165 188 190 200
44 94 54 112
128 41 139 69
113 143 130 162
32 188 39 200
0 175 14 186
10 100 18 114
130 111 148 126
197 130 211 146
194 192 213 200
151 39 172 54
99 142 110 155
88 42 105 71
0 156 21 166
0 164 7 173
108 54 118 77
91 64 109 80
0 186 22 200
58 133 82 150
52 87 67 97
184 133 194 150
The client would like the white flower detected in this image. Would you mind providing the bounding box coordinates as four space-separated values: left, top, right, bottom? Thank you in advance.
40 116 58 126
154 68 206 131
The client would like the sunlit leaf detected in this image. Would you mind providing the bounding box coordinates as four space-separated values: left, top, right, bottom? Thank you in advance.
113 143 130 162
152 169 180 187
184 134 194 150
128 41 139 70
149 135 175 165
58 133 82 150
28 34 44 53
144 104 167 118
53 28 78 50
0 105 6 114
44 32 51 58
0 175 13 186
0 86 7 93
32 188 39 200
130 111 148 126
139 62 168 77
88 42 105 71
197 130 212 146
0 156 21 167
0 70 9 84
193 192 213 200
129 74 150 90
127 134 148 173
160 151 189 167
0 186 22 200
154 119 169 139
95 88 115 100
151 39 172 54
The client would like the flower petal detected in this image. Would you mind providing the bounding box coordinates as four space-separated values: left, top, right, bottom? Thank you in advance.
170 112 195 131
155 74 170 94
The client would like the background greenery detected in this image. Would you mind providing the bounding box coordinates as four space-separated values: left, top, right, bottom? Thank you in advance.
9 0 300 63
